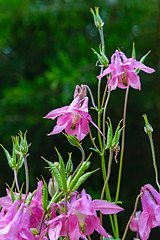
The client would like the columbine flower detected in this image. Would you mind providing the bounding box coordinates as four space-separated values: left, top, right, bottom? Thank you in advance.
47 189 123 240
44 96 103 141
97 50 155 90
138 184 160 240
0 200 34 240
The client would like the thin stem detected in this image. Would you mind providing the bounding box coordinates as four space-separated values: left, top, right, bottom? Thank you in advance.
99 28 105 53
115 87 129 203
24 155 29 200
89 129 99 151
84 85 98 110
121 192 143 240
101 78 109 109
72 145 85 178
13 169 20 192
102 86 111 147
101 150 113 200
87 235 92 240
39 211 46 233
148 134 160 192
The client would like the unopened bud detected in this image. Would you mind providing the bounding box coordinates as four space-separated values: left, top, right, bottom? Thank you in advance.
143 114 153 135
92 47 109 67
48 177 59 197
66 153 73 175
74 85 87 100
90 7 104 29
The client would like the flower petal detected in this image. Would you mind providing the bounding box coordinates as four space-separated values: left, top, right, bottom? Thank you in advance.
44 106 69 120
91 200 123 214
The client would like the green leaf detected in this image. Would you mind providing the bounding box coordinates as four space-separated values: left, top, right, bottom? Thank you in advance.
90 147 101 155
42 178 48 212
71 169 99 192
25 189 37 205
55 147 67 192
0 144 16 169
42 157 63 191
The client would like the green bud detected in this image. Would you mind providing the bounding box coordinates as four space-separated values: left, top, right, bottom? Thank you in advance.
19 131 29 156
62 133 81 147
106 117 113 149
30 228 39 236
111 119 124 148
91 47 109 67
143 114 153 135
90 7 104 29
48 177 59 197
66 153 73 175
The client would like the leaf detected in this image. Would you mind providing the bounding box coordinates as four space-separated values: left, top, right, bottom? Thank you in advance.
41 157 63 191
71 169 99 192
0 144 16 169
25 189 37 205
90 147 101 155
55 147 67 192
42 177 48 212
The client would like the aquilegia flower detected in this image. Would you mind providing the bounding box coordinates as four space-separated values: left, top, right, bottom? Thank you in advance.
133 184 160 240
44 96 103 141
97 50 155 90
47 189 123 240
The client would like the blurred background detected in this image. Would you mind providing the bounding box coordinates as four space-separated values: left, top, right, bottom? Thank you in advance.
0 0 160 239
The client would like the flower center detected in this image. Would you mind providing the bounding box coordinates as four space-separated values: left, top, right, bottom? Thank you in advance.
120 69 128 86
71 112 81 130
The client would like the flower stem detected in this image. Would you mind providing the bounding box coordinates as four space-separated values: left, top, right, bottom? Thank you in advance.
72 145 85 178
121 192 143 240
115 87 129 203
148 134 160 192
24 155 29 200
113 87 129 238
13 169 20 192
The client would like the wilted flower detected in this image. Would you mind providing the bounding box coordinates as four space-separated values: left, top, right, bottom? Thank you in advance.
44 96 104 141
97 50 155 90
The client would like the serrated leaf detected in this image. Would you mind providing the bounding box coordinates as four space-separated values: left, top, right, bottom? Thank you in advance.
55 147 67 192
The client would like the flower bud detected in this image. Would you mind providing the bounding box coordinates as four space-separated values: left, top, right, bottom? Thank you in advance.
92 47 109 67
48 177 59 197
66 153 73 175
90 7 104 29
74 84 87 100
143 114 153 136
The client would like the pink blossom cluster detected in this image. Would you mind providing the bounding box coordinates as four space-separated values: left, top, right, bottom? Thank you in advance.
0 183 123 239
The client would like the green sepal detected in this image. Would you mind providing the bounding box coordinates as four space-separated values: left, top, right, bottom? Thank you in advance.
0 144 16 169
106 117 113 148
47 192 63 212
69 154 92 192
132 42 136 59
62 133 81 148
42 177 48 212
25 189 37 205
71 169 99 192
55 147 67 192
90 147 101 156
42 157 63 191
18 184 24 202
135 50 151 74
111 119 124 148
17 155 25 170
143 114 153 135
5 184 16 203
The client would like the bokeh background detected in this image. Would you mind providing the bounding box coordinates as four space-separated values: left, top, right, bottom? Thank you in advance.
0 0 160 239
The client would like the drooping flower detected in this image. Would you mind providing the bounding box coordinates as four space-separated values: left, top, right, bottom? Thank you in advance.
138 184 160 240
97 50 155 90
47 189 123 240
44 96 103 141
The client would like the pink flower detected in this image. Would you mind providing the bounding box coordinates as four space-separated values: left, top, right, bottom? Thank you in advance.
129 211 141 232
138 184 160 240
47 189 123 240
0 200 34 239
97 50 155 90
44 96 103 141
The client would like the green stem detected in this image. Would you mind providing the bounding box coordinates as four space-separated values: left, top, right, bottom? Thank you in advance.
24 155 29 201
121 192 143 240
114 87 129 238
14 169 20 192
99 28 105 53
148 134 160 192
115 87 129 203
72 145 85 178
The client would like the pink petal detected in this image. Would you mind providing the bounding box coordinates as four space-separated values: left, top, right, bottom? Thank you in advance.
132 60 155 73
44 106 69 120
48 122 69 135
68 97 80 111
57 115 71 126
49 221 62 240
97 65 113 79
79 97 89 113
91 200 123 214
127 71 141 90
139 211 151 240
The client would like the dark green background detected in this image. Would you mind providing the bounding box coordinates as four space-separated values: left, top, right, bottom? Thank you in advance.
0 0 160 239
